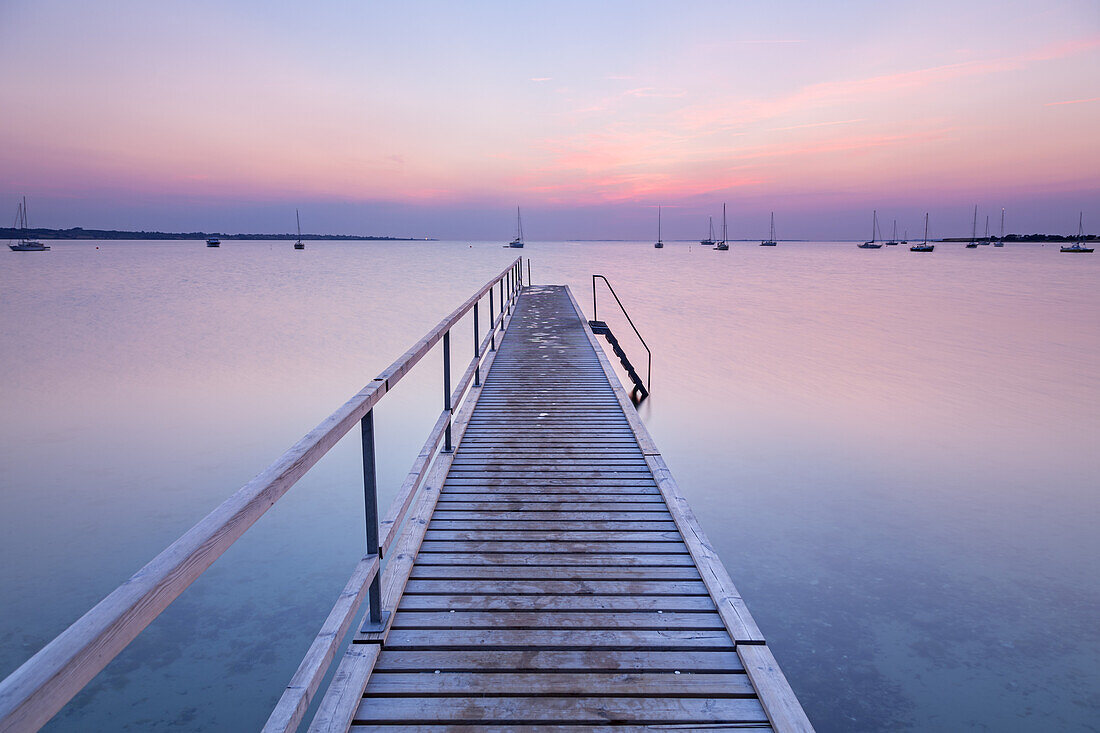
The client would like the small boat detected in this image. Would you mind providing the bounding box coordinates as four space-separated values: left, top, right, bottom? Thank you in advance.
980 215 991 244
715 204 729 250
994 208 1005 246
294 209 305 249
965 206 979 247
8 197 49 251
910 213 934 251
901 230 908 245
1061 212 1094 253
700 216 716 246
760 211 777 246
508 207 525 248
885 219 899 245
206 237 221 247
654 206 664 248
858 210 883 248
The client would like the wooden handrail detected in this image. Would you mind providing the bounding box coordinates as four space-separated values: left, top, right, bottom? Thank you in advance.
0 258 522 733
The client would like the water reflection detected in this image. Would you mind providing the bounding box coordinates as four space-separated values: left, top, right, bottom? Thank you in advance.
0 240 1097 731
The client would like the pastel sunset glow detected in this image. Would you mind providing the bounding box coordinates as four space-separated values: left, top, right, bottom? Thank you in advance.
1 0 1098 238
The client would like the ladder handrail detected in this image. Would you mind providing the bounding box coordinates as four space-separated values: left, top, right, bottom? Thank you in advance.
591 274 651 393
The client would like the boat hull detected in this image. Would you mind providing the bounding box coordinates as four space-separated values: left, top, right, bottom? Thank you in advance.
760 241 777 246
653 242 663 248
858 242 882 249
294 243 305 250
910 245 934 252
9 242 50 251
1060 246 1094 253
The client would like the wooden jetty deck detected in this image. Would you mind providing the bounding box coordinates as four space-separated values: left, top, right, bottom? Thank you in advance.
0 262 811 732
314 285 811 731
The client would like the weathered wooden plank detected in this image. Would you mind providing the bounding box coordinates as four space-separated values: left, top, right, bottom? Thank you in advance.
390 610 725 629
403 578 707 595
352 696 769 725
737 644 814 733
308 643 381 733
364 671 754 696
396 595 718 612
413 552 696 567
372 649 744 673
408 565 699 580
418 540 688 553
353 725 772 733
423 530 683 542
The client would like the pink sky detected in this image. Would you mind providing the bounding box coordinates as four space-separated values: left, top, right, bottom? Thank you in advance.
1 1 1098 238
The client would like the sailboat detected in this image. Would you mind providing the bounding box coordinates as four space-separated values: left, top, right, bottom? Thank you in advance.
294 209 305 249
1060 212 1094 253
508 207 525 248
654 206 664 248
858 210 883 248
885 219 899 245
980 215 991 244
901 230 908 245
760 212 777 246
994 208 1005 246
910 213 934 252
715 204 729 250
700 216 716 246
8 197 49 251
206 236 220 247
965 206 979 247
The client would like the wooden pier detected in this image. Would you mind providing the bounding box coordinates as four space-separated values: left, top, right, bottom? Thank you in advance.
0 263 811 732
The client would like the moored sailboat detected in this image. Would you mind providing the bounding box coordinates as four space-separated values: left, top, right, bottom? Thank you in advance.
8 197 49 251
965 206 979 247
715 204 729 250
910 213 934 252
700 216 716 246
858 210 883 248
294 209 305 249
654 206 664 248
994 208 1005 246
1060 212 1094 253
885 219 899 245
760 212 777 246
508 207 525 248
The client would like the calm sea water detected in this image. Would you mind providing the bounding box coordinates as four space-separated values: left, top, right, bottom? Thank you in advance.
1 239 1097 731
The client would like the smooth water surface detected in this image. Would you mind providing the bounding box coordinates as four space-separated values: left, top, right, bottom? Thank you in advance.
1 240 1097 731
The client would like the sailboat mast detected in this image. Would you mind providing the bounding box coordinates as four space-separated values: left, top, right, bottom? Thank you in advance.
1000 208 1005 239
23 196 28 230
770 211 776 241
871 210 877 242
971 206 977 241
657 206 661 242
923 212 929 244
722 203 727 243
296 209 301 239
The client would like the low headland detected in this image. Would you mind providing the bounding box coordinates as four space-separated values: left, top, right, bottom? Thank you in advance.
0 226 431 241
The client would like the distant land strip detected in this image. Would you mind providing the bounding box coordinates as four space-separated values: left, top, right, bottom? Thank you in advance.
0 227 432 241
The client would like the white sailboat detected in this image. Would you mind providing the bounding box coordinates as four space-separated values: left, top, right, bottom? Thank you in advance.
885 219 899 245
700 216 716 246
8 197 50 251
715 204 729 250
994 208 1005 246
654 206 664 248
760 212 777 246
508 207 525 248
858 210 883 248
910 213 934 252
294 209 305 249
1061 212 1094 253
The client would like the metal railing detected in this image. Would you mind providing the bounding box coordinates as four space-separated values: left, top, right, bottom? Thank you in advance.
0 258 524 733
591 274 652 394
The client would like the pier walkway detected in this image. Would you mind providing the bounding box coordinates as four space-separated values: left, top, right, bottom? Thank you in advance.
0 262 810 732
314 285 811 731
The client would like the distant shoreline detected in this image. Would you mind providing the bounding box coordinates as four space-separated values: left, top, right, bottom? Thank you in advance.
0 227 432 241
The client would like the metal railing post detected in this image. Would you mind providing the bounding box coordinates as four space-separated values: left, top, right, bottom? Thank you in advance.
526 258 530 286
473 301 481 387
361 409 381 624
500 278 505 315
489 289 495 351
442 330 453 453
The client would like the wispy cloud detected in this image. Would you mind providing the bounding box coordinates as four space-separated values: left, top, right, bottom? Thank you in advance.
772 118 865 131
529 77 552 82
1045 96 1100 106
738 39 805 44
